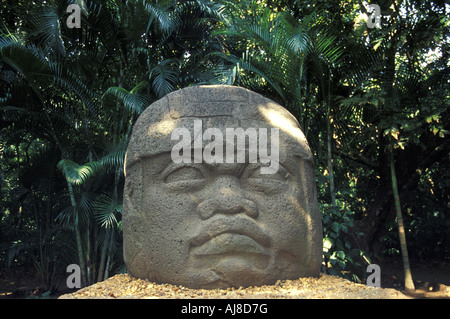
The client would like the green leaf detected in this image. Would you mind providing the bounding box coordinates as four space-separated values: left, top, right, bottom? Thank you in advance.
336 250 345 260
93 194 122 229
57 159 99 185
103 83 148 115
331 221 340 233
149 59 180 99
323 237 333 251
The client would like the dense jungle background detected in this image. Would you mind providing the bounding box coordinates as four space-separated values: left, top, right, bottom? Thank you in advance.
0 0 448 298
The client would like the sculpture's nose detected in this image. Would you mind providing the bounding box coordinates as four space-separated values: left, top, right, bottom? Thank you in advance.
196 176 258 220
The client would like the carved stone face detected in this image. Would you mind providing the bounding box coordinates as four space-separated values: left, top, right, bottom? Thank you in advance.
123 85 322 289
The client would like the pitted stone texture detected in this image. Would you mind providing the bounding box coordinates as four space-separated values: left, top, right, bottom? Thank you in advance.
123 85 322 289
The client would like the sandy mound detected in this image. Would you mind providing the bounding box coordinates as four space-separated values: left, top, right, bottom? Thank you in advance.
59 273 409 299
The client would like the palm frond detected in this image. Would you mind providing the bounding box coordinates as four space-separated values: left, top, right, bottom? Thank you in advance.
57 140 127 186
148 58 179 98
238 50 286 102
206 53 239 85
55 191 94 229
77 191 95 225
97 142 127 174
57 159 99 185
48 61 97 116
143 1 175 35
27 4 66 57
0 37 96 115
56 205 76 230
93 194 122 229
103 81 149 115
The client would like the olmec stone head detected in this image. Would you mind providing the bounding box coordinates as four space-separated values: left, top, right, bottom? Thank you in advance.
123 85 322 289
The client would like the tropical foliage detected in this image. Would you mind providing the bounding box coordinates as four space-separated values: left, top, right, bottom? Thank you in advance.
1 0 448 292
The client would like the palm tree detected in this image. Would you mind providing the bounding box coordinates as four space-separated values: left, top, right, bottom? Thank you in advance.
1 0 230 288
341 0 448 291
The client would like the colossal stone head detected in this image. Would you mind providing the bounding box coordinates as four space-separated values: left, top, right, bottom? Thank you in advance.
123 85 322 289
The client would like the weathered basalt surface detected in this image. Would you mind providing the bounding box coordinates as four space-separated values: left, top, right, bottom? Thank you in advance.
123 85 323 288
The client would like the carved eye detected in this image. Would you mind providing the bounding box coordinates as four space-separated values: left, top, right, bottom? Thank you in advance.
247 164 290 181
164 166 205 183
243 164 289 194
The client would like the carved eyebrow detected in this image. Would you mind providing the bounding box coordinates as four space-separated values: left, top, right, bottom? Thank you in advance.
137 152 176 178
159 161 247 180
144 151 298 178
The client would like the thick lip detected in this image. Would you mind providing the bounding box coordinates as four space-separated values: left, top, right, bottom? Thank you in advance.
189 216 272 249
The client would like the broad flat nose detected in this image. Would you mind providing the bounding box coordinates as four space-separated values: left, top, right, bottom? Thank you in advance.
196 176 258 220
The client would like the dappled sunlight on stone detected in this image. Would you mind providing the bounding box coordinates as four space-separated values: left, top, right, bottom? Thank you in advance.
258 105 306 144
146 112 179 137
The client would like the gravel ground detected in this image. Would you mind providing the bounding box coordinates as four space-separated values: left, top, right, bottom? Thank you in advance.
59 273 409 299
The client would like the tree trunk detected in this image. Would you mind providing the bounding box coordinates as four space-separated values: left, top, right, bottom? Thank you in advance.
85 225 92 285
395 216 415 292
104 229 115 280
326 101 336 207
390 150 415 292
67 181 87 287
97 227 111 282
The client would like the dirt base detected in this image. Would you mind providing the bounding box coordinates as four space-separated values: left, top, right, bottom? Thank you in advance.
59 273 410 299
3 258 449 299
379 257 450 299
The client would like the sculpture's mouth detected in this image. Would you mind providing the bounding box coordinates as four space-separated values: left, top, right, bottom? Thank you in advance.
190 233 270 256
189 216 272 256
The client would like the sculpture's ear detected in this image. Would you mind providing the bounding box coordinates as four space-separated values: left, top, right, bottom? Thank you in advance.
123 158 143 218
299 157 323 275
122 212 145 278
122 159 144 276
